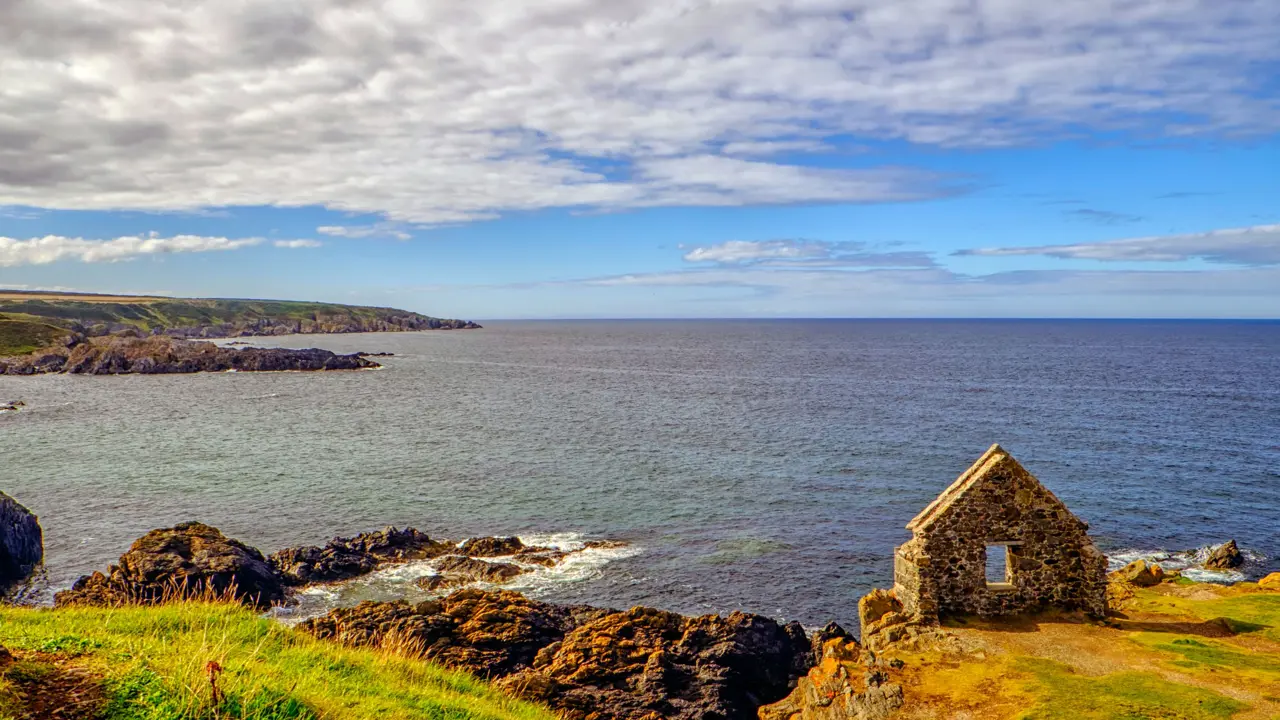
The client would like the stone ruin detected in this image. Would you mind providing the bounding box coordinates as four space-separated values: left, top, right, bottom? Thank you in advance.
888 444 1108 625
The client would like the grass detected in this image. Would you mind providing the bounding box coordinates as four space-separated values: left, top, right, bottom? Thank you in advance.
0 602 556 720
0 318 68 356
1013 657 1247 720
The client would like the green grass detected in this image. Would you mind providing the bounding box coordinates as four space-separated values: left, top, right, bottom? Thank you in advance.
1013 657 1247 720
0 602 555 720
1128 587 1280 643
0 318 67 356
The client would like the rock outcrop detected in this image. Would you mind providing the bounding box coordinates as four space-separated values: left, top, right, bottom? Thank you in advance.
1109 559 1166 587
458 536 529 557
416 556 528 590
758 636 904 720
0 492 43 592
300 589 812 720
54 522 285 609
1260 573 1280 590
0 336 379 375
269 527 453 585
1204 540 1244 570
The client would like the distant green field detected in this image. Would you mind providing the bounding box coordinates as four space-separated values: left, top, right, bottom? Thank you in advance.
0 319 69 356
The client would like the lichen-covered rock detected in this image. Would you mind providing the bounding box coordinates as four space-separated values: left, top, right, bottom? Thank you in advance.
758 637 904 720
809 622 852 665
0 491 42 592
53 522 284 609
1259 573 1280 590
1204 540 1244 570
500 606 811 720
415 555 528 590
1109 559 1166 587
270 527 452 585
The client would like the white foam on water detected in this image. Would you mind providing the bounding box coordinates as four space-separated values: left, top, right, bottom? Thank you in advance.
269 532 639 624
1106 546 1268 584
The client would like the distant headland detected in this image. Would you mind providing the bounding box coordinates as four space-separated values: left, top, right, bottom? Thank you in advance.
0 290 479 375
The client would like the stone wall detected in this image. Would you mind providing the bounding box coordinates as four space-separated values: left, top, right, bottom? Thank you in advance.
892 445 1107 620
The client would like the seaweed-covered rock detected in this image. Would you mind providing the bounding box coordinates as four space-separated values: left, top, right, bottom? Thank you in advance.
54 522 284 609
270 527 452 585
0 491 43 591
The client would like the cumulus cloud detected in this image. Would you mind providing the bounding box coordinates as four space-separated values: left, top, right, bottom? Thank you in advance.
957 224 1280 265
0 233 286 266
1 0 1275 223
273 239 322 248
683 239 936 267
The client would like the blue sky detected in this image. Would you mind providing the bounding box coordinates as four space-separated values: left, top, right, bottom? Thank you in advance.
2 1 1278 319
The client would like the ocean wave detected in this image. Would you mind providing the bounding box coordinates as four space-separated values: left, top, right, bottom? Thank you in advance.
1106 546 1269 584
270 532 639 623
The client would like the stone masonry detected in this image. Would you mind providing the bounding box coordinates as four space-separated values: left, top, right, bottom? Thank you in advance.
891 444 1108 621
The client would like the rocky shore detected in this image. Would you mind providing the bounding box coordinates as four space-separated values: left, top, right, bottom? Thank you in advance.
0 492 42 594
0 335 380 375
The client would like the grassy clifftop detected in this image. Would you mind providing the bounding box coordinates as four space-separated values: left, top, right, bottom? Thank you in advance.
0 290 478 357
0 601 553 720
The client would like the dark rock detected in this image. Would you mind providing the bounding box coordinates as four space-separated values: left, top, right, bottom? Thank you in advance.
270 527 453 585
53 522 284 609
415 556 528 591
458 536 527 557
1204 540 1244 570
810 621 853 664
1 336 379 375
501 606 812 720
0 491 43 592
513 549 569 567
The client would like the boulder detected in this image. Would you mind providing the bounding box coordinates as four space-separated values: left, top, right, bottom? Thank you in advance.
809 622 853 665
0 492 43 592
1258 572 1280 590
415 555 528 590
500 606 811 720
1204 540 1244 570
270 526 453 585
54 522 284 609
859 588 902 629
1110 559 1165 587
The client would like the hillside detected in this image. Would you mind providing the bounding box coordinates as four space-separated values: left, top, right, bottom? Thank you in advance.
0 601 554 720
0 290 479 358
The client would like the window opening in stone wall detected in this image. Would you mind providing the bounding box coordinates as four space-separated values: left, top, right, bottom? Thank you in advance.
985 544 1012 587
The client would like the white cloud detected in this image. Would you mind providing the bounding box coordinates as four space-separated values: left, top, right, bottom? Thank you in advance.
317 225 413 240
959 224 1280 265
683 238 937 267
273 239 323 248
0 0 1275 223
0 233 263 266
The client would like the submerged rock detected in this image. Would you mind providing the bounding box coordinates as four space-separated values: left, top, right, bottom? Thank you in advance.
270 526 453 585
0 491 43 592
301 589 811 720
1204 540 1244 570
54 522 284 609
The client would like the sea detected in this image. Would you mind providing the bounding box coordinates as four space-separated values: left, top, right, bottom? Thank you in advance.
2 320 1278 631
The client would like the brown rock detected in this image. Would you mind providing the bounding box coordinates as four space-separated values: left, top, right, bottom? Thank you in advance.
513 549 569 567
53 522 284 609
1109 559 1165 587
1204 540 1244 570
759 637 904 720
458 536 526 557
1259 572 1280 590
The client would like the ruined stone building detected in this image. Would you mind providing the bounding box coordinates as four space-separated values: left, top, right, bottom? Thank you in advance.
892 444 1108 621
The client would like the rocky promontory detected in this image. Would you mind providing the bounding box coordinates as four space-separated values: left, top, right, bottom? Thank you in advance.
0 492 42 593
0 335 380 375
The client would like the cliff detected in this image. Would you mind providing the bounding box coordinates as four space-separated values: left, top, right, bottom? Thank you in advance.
0 290 479 358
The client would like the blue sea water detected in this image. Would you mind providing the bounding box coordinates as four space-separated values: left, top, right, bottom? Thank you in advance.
2 320 1277 629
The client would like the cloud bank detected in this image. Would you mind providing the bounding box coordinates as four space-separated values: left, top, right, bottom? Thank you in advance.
958 224 1280 265
683 239 936 267
2 0 1276 223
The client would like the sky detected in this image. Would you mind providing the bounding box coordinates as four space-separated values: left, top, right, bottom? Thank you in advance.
1 0 1278 319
